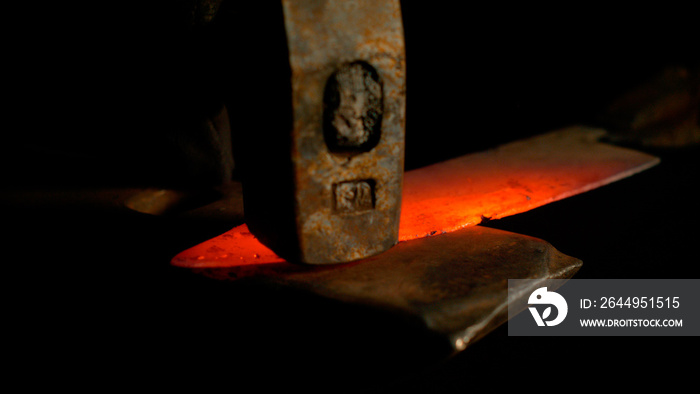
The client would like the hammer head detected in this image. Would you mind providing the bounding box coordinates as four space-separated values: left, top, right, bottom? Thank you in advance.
240 0 406 264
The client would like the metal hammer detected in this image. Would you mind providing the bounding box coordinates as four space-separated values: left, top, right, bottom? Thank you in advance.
239 0 406 264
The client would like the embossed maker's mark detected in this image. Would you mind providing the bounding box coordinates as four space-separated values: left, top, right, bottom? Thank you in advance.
323 61 383 154
333 180 375 213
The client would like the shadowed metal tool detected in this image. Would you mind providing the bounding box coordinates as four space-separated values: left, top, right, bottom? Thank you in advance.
240 0 406 265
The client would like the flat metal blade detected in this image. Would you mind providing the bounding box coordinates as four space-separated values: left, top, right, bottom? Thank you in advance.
172 125 659 271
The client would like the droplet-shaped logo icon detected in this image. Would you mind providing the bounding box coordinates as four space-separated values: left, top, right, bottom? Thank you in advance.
528 287 568 327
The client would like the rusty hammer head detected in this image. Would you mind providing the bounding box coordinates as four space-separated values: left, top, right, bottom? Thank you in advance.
239 0 406 264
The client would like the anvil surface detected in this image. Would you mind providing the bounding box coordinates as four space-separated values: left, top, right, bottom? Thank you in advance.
191 226 581 353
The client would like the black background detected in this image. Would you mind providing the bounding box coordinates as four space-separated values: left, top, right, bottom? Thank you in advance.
5 2 698 391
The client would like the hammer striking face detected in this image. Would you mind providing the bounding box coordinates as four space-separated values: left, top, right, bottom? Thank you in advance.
241 0 406 264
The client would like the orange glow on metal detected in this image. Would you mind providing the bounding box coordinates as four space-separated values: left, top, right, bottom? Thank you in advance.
171 127 659 273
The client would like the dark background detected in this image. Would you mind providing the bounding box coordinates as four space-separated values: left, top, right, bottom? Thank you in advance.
5 2 698 391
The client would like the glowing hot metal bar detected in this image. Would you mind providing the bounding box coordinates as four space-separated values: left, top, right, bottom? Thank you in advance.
171 126 659 273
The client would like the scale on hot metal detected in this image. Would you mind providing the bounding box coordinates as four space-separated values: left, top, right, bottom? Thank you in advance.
168 0 660 361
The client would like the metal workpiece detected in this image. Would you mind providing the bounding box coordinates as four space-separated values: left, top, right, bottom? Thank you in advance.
241 0 406 265
174 126 660 272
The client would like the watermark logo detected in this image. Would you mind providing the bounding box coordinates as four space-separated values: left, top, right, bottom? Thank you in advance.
509 279 697 336
528 287 568 326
